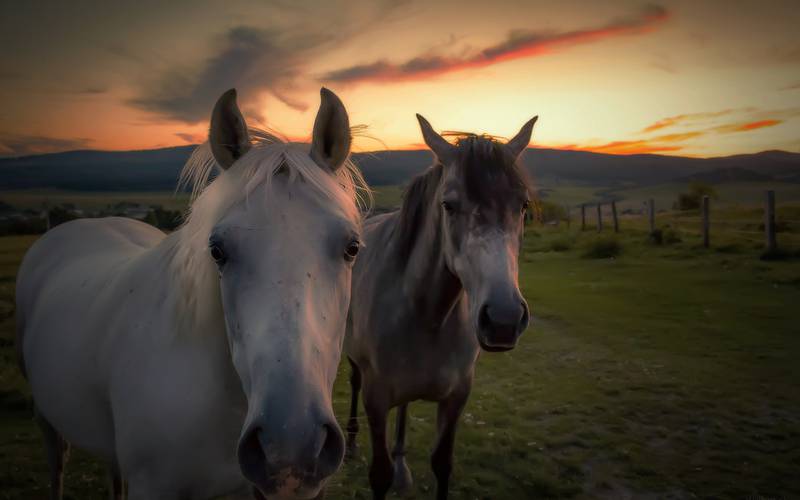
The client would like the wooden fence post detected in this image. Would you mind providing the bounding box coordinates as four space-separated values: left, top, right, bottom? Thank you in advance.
611 200 619 233
765 190 777 254
702 195 710 248
596 203 603 233
648 198 655 234
565 205 571 229
581 204 586 231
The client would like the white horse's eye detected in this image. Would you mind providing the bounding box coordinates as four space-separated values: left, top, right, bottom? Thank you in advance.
210 244 227 266
344 240 361 262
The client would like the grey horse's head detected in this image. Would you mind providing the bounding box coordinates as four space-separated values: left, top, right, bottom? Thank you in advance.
415 114 537 351
205 88 362 498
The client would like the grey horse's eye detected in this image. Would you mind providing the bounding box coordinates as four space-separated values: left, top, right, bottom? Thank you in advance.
522 200 530 212
209 242 227 266
344 240 361 261
441 200 455 215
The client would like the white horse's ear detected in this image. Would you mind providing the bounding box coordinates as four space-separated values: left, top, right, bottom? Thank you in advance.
506 116 538 160
416 114 454 164
209 89 251 170
310 88 351 172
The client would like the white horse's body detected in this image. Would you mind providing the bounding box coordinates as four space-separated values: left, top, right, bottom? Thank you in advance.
17 217 248 497
16 88 365 499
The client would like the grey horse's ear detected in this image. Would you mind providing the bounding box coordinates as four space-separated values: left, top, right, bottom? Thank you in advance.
209 89 251 170
506 116 538 160
416 114 454 164
310 88 351 172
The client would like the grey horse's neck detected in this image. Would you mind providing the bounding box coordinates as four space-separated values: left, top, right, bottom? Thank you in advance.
394 174 463 325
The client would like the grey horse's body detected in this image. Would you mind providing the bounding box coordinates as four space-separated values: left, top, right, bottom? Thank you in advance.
345 115 538 499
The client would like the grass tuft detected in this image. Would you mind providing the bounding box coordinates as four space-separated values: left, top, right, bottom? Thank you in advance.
581 235 622 259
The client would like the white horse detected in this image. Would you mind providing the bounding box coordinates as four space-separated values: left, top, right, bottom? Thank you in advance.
16 88 366 499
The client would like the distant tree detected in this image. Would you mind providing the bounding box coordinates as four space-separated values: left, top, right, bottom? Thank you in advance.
532 200 567 224
674 182 718 211
48 205 81 227
0 216 47 236
0 200 14 214
144 207 183 231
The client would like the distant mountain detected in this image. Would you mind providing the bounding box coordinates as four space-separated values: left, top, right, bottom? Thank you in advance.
1 145 799 192
0 146 195 191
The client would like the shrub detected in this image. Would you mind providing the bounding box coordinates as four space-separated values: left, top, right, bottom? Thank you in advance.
663 227 682 244
716 244 742 254
549 234 574 252
581 236 621 259
760 248 791 261
674 182 717 211
649 226 681 245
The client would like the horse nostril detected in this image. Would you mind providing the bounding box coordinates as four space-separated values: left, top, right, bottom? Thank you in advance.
518 301 530 333
316 422 345 477
479 304 491 331
237 427 267 487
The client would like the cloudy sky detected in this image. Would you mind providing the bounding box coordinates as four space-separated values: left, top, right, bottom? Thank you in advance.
1 0 798 157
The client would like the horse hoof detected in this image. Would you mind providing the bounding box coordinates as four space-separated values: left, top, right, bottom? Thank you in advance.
392 459 413 495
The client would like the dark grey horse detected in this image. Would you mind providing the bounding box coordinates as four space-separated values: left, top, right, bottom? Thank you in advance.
344 114 537 499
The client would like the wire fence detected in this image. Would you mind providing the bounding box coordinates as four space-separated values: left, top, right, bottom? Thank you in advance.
539 190 800 256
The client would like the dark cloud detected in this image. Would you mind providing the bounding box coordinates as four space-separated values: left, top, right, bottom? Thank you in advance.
76 86 108 95
323 4 669 84
128 26 313 123
0 71 22 80
127 1 410 123
0 133 91 157
764 45 800 64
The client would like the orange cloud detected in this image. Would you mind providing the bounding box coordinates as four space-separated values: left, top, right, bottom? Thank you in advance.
556 140 682 156
323 5 669 84
554 131 703 155
641 110 737 133
728 119 782 131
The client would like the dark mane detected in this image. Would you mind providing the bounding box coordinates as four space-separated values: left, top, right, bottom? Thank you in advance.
394 163 444 261
393 134 532 262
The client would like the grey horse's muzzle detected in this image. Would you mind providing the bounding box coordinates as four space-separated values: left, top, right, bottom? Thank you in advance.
477 292 530 352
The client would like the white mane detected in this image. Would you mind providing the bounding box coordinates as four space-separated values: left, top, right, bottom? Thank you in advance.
166 129 370 335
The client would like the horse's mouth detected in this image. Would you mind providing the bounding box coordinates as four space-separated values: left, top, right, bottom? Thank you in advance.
253 476 325 500
478 337 516 352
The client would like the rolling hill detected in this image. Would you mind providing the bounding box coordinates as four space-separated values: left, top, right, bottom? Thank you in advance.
1 146 799 192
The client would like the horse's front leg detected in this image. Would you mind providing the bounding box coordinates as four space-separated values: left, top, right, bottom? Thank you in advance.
363 387 392 500
345 357 362 460
109 461 125 500
391 403 413 494
431 390 469 500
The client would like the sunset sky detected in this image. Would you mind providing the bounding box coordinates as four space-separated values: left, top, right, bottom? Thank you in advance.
0 0 798 158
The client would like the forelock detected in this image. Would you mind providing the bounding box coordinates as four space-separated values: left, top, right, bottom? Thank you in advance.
451 135 531 207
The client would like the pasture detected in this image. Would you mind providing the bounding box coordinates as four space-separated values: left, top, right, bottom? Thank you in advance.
1 194 799 498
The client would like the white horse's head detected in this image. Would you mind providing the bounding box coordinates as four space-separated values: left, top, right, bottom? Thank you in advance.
185 88 362 498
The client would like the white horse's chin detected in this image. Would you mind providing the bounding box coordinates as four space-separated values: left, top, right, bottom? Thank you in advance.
270 481 324 500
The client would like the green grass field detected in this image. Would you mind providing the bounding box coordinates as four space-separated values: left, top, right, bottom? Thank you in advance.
1 199 800 498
